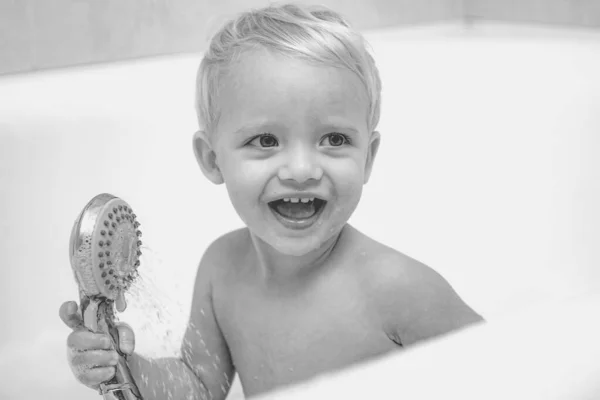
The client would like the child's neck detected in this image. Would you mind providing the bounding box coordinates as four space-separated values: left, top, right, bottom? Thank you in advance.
250 225 347 285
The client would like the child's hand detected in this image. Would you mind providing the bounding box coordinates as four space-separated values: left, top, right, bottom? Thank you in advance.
59 300 135 389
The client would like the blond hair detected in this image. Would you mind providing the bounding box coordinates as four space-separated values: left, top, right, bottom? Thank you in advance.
196 2 382 136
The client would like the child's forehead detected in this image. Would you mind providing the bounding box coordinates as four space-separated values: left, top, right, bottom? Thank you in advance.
218 48 368 122
229 49 363 94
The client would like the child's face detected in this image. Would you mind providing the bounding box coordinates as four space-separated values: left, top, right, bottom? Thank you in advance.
204 48 379 256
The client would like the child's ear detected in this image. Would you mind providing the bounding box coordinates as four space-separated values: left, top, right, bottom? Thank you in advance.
192 130 224 184
364 131 381 184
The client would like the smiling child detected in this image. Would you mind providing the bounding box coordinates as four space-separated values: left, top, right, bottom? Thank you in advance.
60 3 483 399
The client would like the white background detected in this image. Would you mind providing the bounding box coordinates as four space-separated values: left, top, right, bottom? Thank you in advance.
1 22 599 399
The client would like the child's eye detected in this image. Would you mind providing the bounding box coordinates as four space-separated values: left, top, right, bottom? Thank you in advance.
321 133 351 147
248 133 278 148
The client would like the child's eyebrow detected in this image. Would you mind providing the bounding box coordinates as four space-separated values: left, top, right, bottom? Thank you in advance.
315 117 361 134
231 119 361 136
319 124 359 134
232 120 276 136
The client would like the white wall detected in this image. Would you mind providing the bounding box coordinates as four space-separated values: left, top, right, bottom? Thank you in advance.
0 0 460 75
1 22 599 400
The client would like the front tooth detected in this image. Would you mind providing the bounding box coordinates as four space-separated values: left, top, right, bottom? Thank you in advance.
300 198 310 203
283 198 290 202
290 198 300 203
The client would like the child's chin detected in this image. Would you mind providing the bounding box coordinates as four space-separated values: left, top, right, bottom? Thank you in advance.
269 238 323 257
260 232 330 257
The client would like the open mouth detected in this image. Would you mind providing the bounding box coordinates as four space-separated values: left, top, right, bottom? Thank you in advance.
268 197 327 221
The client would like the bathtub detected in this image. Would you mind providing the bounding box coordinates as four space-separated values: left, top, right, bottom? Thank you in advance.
1 21 599 400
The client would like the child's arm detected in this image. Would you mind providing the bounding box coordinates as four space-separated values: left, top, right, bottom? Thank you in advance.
60 240 234 399
127 239 235 400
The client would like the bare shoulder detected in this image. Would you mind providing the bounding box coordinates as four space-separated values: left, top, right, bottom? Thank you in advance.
197 227 250 277
191 227 250 304
190 227 249 310
347 227 484 347
200 227 249 264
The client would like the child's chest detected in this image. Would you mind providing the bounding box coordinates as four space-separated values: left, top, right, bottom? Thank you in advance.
214 270 400 396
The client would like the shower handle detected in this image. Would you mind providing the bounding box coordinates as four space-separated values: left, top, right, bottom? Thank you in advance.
81 295 143 400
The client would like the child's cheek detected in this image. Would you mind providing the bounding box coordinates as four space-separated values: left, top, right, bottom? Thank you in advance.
237 159 274 182
327 158 365 186
328 157 366 214
221 156 267 185
223 158 274 208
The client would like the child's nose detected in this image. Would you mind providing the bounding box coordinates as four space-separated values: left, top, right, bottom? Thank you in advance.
278 147 323 184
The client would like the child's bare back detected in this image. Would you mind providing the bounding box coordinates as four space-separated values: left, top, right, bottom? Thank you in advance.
187 224 481 397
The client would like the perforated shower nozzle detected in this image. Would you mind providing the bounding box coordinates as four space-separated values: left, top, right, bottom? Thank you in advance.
70 193 143 311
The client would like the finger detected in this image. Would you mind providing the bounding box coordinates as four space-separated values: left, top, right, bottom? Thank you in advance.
68 331 112 351
70 349 120 368
78 366 116 388
59 301 84 330
116 322 135 355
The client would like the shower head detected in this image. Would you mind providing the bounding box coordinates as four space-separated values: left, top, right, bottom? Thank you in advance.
70 193 142 312
69 193 144 400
